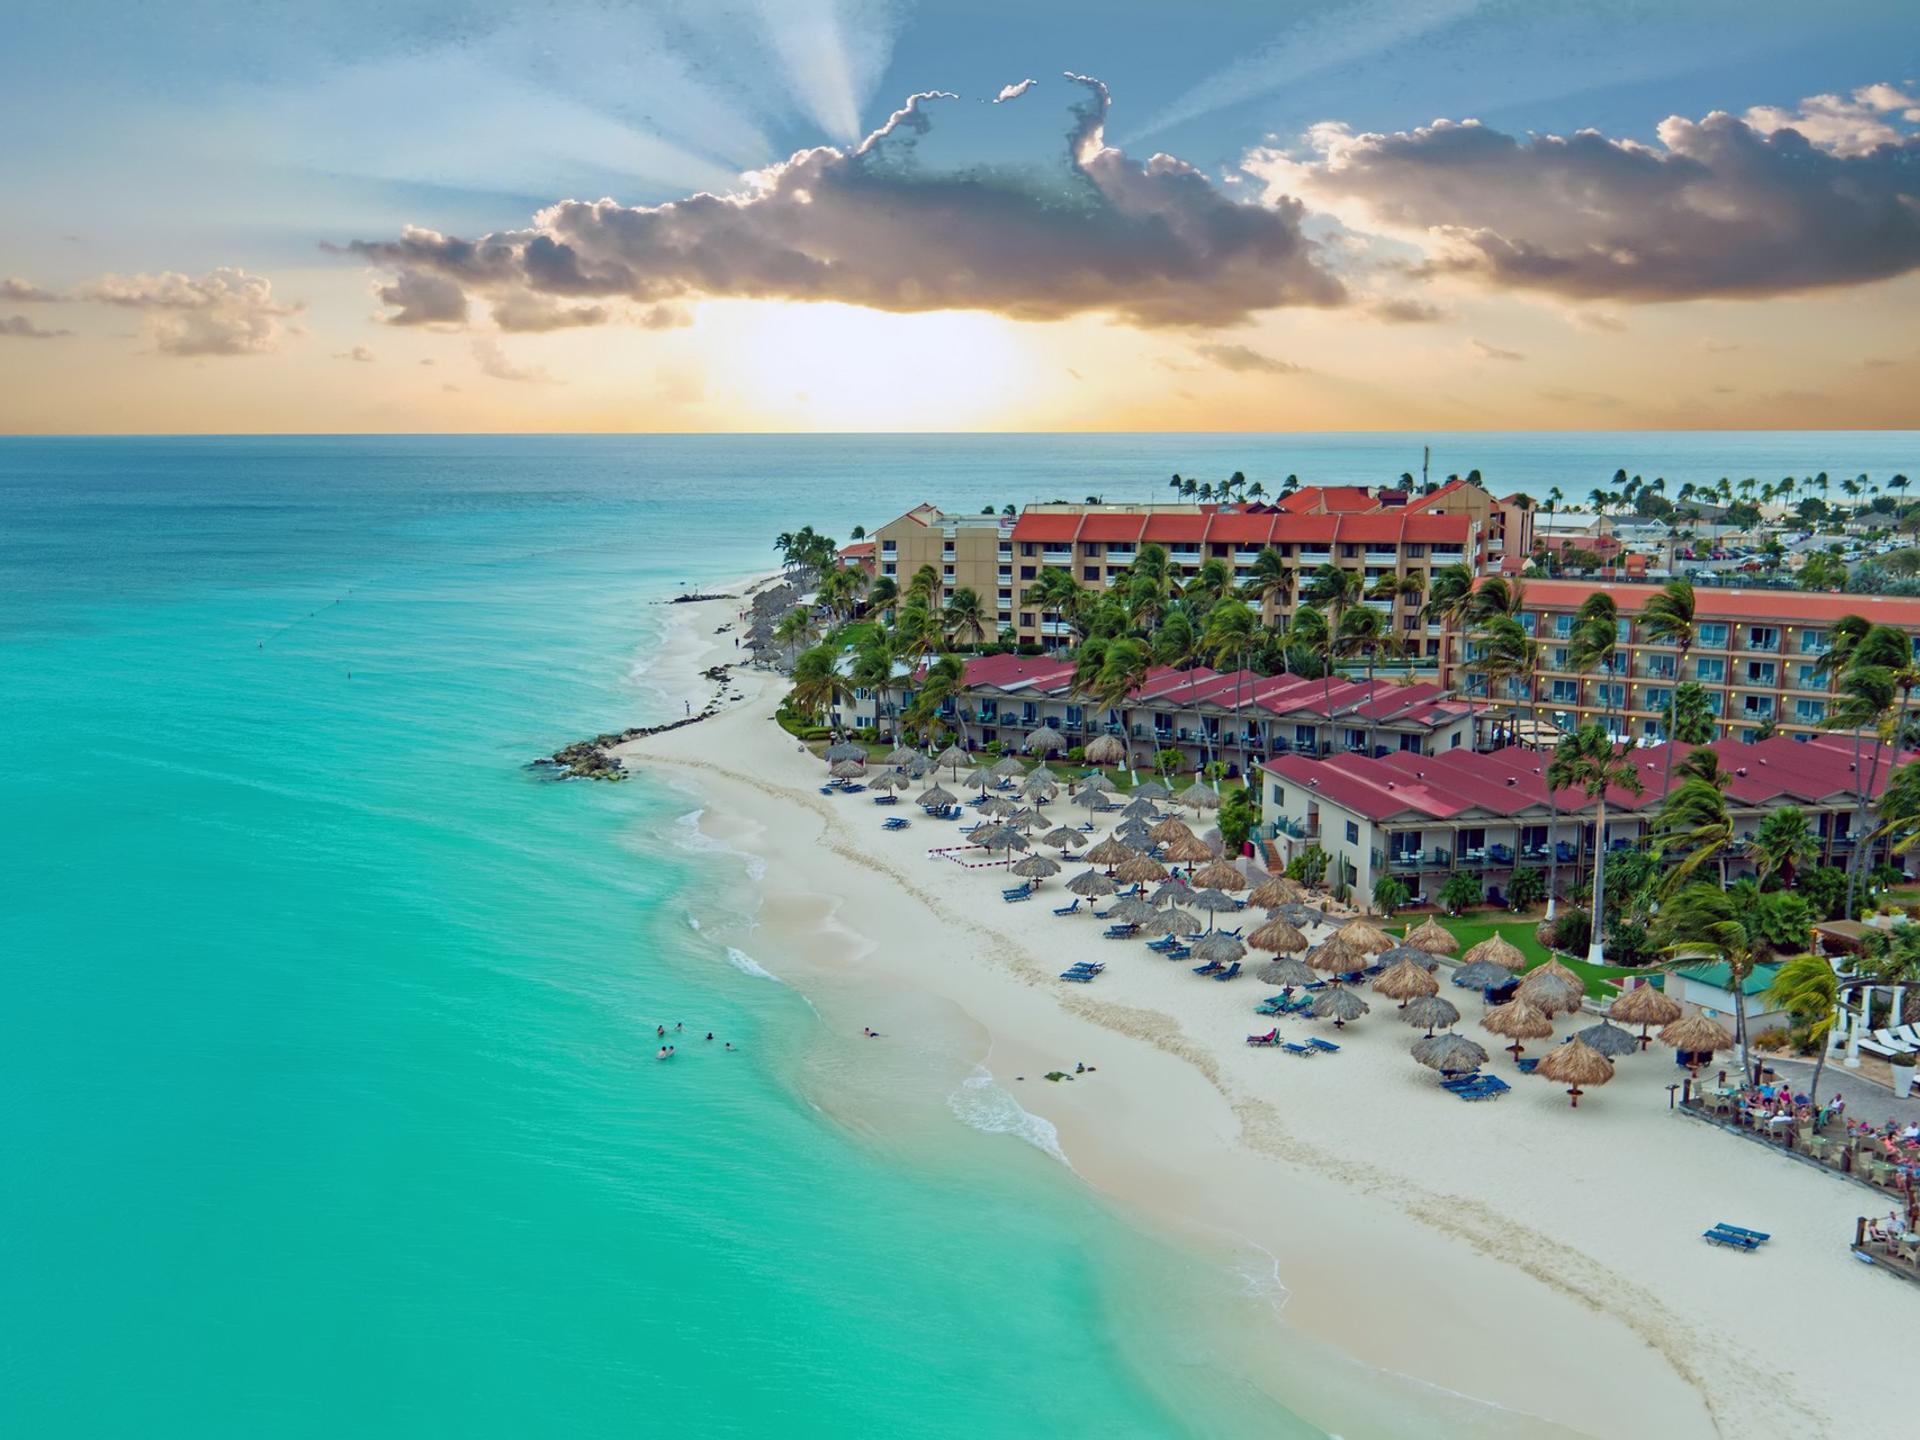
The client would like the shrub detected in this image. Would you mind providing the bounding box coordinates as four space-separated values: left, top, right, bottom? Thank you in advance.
1372 875 1410 917
1553 910 1592 956
1218 786 1260 854
1605 919 1656 968
1507 866 1546 912
1799 866 1848 920
1065 746 1087 766
1285 845 1329 888
983 740 1005 760
1439 872 1483 915
1750 1027 1791 1053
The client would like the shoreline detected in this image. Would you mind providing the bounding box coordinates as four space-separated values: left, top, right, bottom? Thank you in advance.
608 588 1891 1439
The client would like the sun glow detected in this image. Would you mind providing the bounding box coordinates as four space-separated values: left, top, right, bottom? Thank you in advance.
722 302 1039 430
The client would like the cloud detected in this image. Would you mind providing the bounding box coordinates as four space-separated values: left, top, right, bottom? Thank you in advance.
490 291 610 332
638 303 692 330
1743 83 1917 158
994 78 1037 103
1471 339 1524 361
1368 296 1445 323
0 314 70 339
79 268 295 355
472 337 557 384
374 268 467 326
336 345 375 361
1251 86 1920 301
339 76 1343 330
1194 342 1304 374
1 277 61 302
1537 386 1622 408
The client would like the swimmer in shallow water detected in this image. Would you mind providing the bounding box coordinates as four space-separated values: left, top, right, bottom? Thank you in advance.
657 1046 674 1060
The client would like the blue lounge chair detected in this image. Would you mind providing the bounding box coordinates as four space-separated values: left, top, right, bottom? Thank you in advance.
1103 923 1138 939
1280 1041 1316 1057
1061 970 1097 983
1703 1227 1762 1251
873 793 897 806
1052 899 1081 917
1192 959 1225 976
1212 961 1242 982
1146 936 1178 953
1165 944 1192 961
1515 1057 1539 1074
1002 884 1033 903
1307 1037 1340 1054
818 784 838 795
882 817 909 831
1711 1224 1770 1245
843 783 866 794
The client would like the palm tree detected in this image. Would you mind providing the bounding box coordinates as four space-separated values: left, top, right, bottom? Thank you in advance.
789 644 851 724
1242 546 1293 625
865 574 898 616
1752 805 1817 889
908 652 968 745
1204 598 1261 766
1764 955 1840 1105
1022 567 1086 645
1182 557 1234 611
1303 563 1364 718
1476 614 1536 750
1073 637 1151 777
1655 758 1734 890
1336 606 1394 754
941 587 990 649
1568 592 1620 735
1427 561 1478 724
1547 723 1644 965
1656 882 1772 1084
850 636 900 740
1639 578 1696 795
892 597 941 662
772 606 818 667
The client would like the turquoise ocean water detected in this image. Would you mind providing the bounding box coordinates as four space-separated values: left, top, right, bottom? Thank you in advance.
3 433 1915 1437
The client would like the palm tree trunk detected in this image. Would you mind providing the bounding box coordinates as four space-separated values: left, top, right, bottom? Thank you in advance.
1732 969 1753 1086
1807 1034 1829 1109
1588 797 1609 966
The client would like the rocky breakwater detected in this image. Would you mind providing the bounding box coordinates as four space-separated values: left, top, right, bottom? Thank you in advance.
533 664 739 781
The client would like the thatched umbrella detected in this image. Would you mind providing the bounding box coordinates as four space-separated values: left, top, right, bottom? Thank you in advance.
1310 987 1370 1027
1405 918 1459 955
1025 727 1066 755
1661 1013 1734 1073
1114 820 1155 849
1160 906 1199 936
1084 838 1136 869
1187 889 1239 931
1043 826 1089 851
1108 896 1159 925
917 784 957 808
963 766 997 794
1248 917 1307 954
1531 957 1585 992
1378 944 1440 971
824 741 867 762
975 824 1031 856
868 769 910 792
935 743 971 775
1078 772 1116 793
1462 934 1526 969
1027 762 1059 784
1163 832 1218 866
1306 937 1359 975
990 756 1026 780
1374 957 1440 1004
1120 797 1159 821
1610 984 1683 1050
979 795 1018 818
1131 780 1173 802
1335 919 1394 955
1067 869 1117 899
1149 815 1196 845
1515 970 1584 1018
1574 1022 1639 1059
830 758 867 779
883 744 919 766
1011 853 1062 885
906 753 935 778
1006 807 1046 832
1536 1037 1615 1108
1191 932 1247 967
1412 1031 1488 1078
1132 908 1185 938
1175 780 1223 811
1247 874 1305 908
1084 735 1127 766
1401 994 1461 1035
1114 853 1170 887
1482 999 1554 1061
1258 956 1318 988
1452 958 1518 990
1192 859 1248 891
1021 777 1060 803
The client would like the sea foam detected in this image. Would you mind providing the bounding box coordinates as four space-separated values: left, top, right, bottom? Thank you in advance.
947 1065 1072 1167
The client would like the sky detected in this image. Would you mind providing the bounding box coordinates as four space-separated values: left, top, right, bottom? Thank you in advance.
2 0 1917 434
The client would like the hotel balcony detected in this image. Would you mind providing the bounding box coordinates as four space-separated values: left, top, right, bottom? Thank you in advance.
1431 548 1465 563
1039 620 1073 636
1364 547 1399 561
1105 548 1136 565
1041 547 1072 564
1234 549 1264 564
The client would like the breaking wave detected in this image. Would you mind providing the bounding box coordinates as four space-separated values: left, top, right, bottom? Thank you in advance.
947 1065 1071 1167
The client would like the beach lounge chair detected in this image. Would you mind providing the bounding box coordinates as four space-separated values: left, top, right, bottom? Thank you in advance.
1306 1037 1340 1054
1060 970 1096 983
818 784 838 795
1192 959 1225 976
1165 944 1192 961
1052 899 1081 917
1146 936 1178 953
882 817 910 831
1103 923 1138 939
1874 1028 1919 1053
1515 1057 1539 1074
843 783 866 793
1703 1227 1762 1251
1280 1042 1316 1057
1256 995 1287 1015
873 793 897 806
1712 1223 1770 1245
1246 1028 1280 1047
1212 961 1242 982
1002 884 1033 903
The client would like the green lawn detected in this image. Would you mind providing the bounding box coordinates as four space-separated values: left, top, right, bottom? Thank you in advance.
1400 912 1649 998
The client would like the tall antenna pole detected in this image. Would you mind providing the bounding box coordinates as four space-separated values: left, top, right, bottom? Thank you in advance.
1422 444 1430 489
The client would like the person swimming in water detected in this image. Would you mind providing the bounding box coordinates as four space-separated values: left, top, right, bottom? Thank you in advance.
656 1025 665 1038
656 1045 673 1060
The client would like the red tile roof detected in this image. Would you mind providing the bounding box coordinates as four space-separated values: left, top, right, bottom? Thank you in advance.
961 654 1076 691
1274 485 1377 514
1511 579 1920 628
1010 507 1471 550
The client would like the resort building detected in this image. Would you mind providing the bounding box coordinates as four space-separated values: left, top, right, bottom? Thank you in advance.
940 653 1472 772
868 503 1016 610
1450 581 1920 746
1260 733 1909 908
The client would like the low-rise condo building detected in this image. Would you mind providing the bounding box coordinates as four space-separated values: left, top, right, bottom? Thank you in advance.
868 503 1015 609
1261 734 1907 908
1451 580 1920 745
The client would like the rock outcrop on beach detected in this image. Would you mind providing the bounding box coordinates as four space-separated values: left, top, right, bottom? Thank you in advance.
535 664 737 780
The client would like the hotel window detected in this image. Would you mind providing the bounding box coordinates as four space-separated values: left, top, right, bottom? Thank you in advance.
1796 698 1827 723
1019 612 1034 627
1519 612 1537 636
943 565 955 578
1020 542 1035 556
1706 692 1725 716
1797 663 1820 688
1550 679 1578 703
1698 623 1729 647
1345 820 1360 844
1552 614 1574 638
1695 657 1726 683
1271 784 1286 806
1083 542 1102 557
1405 544 1426 558
1745 661 1776 686
1800 629 1830 654
1646 687 1672 712
1596 683 1626 709
1741 695 1776 719
881 540 897 553
1747 626 1780 652
1082 566 1099 581
882 563 897 577
1295 725 1317 749
1551 647 1570 669
1020 566 1036 580
1616 618 1631 643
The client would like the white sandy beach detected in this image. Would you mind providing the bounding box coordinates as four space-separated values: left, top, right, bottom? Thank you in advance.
619 587 1907 1440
